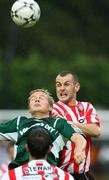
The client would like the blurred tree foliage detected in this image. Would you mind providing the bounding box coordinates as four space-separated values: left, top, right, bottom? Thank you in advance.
0 0 109 108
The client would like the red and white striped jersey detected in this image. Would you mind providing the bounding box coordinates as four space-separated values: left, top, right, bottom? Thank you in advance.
0 162 9 179
53 101 100 174
2 160 74 180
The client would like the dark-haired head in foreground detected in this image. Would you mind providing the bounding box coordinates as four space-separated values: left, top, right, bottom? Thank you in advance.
27 128 51 160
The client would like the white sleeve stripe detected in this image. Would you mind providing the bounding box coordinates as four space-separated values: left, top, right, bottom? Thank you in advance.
17 116 21 130
53 118 60 128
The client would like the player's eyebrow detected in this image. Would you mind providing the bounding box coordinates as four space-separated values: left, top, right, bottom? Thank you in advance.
56 80 72 84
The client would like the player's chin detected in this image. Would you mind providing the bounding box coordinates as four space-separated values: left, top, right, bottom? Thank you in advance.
30 109 39 114
59 96 69 103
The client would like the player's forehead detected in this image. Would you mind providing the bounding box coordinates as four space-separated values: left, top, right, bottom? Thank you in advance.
56 74 74 83
30 91 48 99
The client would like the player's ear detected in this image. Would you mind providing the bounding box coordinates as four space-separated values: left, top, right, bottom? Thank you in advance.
26 144 29 152
75 82 80 92
48 145 51 154
49 106 53 113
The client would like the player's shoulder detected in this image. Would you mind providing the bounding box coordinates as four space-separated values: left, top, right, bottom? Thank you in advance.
78 101 92 105
48 117 60 123
15 116 32 127
56 166 74 179
18 116 33 121
19 116 29 120
48 117 64 128
78 101 94 109
53 101 62 106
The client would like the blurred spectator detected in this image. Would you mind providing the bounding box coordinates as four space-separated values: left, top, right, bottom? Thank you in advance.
0 142 9 164
91 144 99 166
0 142 14 179
98 144 109 164
90 143 109 178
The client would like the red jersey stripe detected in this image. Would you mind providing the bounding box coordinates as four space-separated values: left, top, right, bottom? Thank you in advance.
55 102 72 121
8 169 16 180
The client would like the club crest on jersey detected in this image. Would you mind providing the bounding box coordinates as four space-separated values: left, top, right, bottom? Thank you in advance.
79 119 85 123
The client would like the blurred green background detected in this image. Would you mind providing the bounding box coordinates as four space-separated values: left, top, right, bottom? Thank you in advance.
0 0 109 109
0 1 109 179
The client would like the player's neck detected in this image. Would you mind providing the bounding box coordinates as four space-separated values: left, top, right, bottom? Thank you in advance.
31 112 49 119
29 155 47 161
60 97 77 106
67 100 76 106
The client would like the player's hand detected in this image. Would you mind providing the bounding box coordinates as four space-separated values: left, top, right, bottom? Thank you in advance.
71 122 77 128
71 123 84 135
74 151 86 164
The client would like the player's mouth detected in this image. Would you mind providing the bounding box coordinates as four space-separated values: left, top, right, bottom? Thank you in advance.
60 93 67 98
34 103 41 107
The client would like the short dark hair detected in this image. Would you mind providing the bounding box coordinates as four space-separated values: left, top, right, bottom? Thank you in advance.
57 70 79 83
27 128 51 159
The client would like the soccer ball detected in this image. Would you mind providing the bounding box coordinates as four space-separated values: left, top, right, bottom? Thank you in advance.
11 0 41 28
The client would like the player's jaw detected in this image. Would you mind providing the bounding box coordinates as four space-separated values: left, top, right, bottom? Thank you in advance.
29 103 40 114
30 102 44 112
57 92 70 103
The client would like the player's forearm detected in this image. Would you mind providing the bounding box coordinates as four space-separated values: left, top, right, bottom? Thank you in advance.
71 133 86 164
75 123 101 137
71 133 86 151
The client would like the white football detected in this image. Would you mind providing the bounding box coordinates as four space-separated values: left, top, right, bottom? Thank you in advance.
11 0 41 28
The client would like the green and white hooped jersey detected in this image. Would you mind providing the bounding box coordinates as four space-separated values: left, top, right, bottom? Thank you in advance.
0 116 75 169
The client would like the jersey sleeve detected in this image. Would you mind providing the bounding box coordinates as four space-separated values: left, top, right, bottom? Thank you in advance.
0 117 18 142
57 166 74 180
54 118 76 139
85 102 100 126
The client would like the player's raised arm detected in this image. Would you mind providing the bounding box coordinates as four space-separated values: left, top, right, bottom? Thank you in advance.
53 117 86 164
0 117 18 142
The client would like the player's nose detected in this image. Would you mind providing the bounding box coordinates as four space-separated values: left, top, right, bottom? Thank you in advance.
60 85 65 91
35 98 40 102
